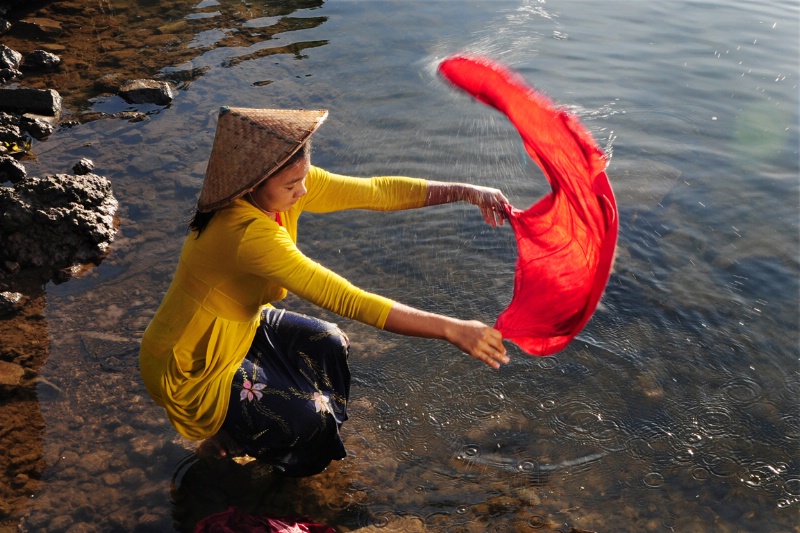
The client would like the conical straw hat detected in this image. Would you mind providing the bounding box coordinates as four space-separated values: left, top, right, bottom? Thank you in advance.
197 106 328 212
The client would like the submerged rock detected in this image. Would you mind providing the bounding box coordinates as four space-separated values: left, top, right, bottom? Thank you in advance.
0 360 25 392
12 17 63 38
0 173 118 270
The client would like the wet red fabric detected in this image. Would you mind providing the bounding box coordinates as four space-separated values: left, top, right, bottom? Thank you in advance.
439 55 618 356
194 506 336 533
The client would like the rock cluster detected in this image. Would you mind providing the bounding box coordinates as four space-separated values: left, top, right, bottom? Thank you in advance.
0 2 177 297
0 173 119 271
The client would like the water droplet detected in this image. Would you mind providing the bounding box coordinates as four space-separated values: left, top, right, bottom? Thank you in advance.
461 444 480 458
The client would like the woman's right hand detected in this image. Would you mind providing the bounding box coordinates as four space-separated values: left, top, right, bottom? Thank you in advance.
384 303 510 369
445 319 509 369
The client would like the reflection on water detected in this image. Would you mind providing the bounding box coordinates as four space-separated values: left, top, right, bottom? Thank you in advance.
3 0 327 114
1 0 798 531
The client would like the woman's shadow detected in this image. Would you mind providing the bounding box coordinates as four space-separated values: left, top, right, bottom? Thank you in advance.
169 453 357 532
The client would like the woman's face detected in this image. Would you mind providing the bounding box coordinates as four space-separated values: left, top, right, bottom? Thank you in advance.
251 153 310 213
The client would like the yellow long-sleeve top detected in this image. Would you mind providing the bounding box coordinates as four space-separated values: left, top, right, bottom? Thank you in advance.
139 166 428 440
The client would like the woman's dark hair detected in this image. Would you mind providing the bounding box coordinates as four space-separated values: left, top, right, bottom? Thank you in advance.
188 142 312 236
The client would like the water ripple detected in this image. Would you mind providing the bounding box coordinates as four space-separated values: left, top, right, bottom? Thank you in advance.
721 376 764 406
643 471 665 488
702 454 740 477
784 478 800 496
548 401 626 449
693 405 737 437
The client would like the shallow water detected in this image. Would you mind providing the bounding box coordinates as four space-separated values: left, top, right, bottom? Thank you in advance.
2 0 798 531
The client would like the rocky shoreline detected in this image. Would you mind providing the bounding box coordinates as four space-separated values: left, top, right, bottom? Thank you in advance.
0 1 174 527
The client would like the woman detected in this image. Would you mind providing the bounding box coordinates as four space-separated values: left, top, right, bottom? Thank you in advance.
139 107 510 477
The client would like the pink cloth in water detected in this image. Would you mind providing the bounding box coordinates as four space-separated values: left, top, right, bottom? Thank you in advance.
438 55 618 356
194 506 336 533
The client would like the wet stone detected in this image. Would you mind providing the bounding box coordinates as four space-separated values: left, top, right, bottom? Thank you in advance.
13 17 63 38
0 173 118 269
108 510 133 531
80 451 112 475
118 78 174 105
65 521 99 533
22 49 61 70
113 425 135 440
0 44 21 70
0 87 62 117
49 514 75 531
127 436 158 461
102 472 121 486
121 467 146 486
0 290 27 316
23 510 50 530
73 158 95 175
21 115 56 140
0 67 21 84
0 360 24 391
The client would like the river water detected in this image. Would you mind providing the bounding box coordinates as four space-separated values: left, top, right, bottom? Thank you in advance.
5 0 798 531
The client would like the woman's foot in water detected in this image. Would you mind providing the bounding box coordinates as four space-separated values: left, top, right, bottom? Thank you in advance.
196 429 243 459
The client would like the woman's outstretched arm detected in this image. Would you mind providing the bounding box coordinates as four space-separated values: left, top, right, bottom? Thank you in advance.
383 302 509 369
425 181 511 227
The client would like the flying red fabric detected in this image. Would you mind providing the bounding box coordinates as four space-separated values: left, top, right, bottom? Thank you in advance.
438 55 618 356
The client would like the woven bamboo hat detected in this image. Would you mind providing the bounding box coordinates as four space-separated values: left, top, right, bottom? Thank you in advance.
197 106 328 212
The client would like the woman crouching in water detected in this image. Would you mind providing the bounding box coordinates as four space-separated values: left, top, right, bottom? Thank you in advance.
139 107 510 477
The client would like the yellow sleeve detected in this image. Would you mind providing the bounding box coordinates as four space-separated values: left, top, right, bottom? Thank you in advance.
298 166 428 213
237 219 396 328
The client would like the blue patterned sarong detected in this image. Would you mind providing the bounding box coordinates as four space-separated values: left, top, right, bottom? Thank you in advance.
221 308 351 477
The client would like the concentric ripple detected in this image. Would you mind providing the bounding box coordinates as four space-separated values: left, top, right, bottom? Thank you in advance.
721 377 764 407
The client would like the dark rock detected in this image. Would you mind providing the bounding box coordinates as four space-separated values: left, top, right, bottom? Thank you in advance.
72 158 94 175
0 44 21 70
3 260 20 274
0 123 30 155
0 154 26 182
0 122 24 140
20 115 55 140
118 79 174 105
0 111 18 127
0 88 62 117
0 290 26 316
0 67 22 84
22 49 61 70
0 173 118 269
0 18 11 35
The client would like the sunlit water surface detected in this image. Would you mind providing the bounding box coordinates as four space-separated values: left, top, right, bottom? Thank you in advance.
11 0 799 531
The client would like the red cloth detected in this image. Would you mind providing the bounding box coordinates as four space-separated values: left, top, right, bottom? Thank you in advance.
194 506 336 533
438 55 618 356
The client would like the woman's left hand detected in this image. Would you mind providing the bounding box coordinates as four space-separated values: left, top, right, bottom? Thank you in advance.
425 181 512 227
465 185 511 227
